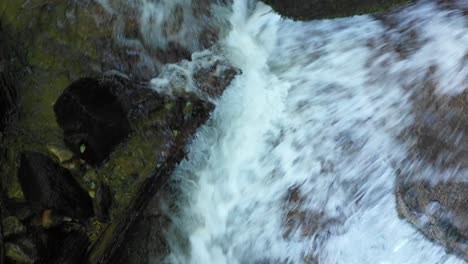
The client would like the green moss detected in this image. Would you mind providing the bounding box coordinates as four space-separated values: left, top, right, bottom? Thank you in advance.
88 223 116 262
5 242 36 264
0 0 111 210
164 102 174 111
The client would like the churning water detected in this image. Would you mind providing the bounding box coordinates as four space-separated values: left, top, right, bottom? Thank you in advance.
148 0 468 263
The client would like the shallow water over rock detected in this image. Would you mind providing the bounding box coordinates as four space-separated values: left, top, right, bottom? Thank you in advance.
144 0 468 263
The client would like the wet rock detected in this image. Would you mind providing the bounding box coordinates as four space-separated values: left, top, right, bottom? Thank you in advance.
54 78 132 166
407 87 468 169
151 49 240 100
96 183 112 222
192 56 240 98
2 217 26 238
4 238 37 264
396 180 468 261
18 151 94 220
262 0 413 20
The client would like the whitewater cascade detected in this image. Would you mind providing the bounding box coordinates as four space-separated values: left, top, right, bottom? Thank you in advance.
145 0 468 263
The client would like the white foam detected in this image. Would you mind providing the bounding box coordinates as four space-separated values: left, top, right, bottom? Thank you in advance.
157 1 468 263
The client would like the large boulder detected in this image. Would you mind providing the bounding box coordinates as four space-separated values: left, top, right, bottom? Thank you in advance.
262 0 413 20
18 152 94 220
54 78 132 166
396 180 468 260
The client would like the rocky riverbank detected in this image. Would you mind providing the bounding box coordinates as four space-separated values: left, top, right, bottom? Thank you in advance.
0 0 237 263
1 0 466 263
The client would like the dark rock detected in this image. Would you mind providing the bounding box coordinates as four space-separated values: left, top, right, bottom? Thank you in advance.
4 238 37 264
396 180 468 261
0 22 20 133
18 152 94 220
3 200 34 221
150 49 240 100
2 217 26 238
1 208 4 264
96 183 112 223
54 78 132 166
87 94 216 264
41 229 89 264
262 0 413 20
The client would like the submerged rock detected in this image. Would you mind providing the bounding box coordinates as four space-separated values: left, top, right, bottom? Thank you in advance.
262 0 413 20
18 152 94 220
397 180 468 261
54 78 132 166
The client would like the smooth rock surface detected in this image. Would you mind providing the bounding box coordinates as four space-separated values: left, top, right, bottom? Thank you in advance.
397 180 468 261
54 78 132 166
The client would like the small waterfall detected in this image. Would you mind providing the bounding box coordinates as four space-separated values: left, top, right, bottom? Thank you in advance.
121 0 467 263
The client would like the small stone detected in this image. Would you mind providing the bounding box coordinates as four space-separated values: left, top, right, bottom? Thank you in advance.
2 217 26 238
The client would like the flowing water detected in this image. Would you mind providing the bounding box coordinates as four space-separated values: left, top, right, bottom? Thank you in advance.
145 0 468 263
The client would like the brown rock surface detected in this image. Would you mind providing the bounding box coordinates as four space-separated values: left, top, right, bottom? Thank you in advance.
396 180 468 260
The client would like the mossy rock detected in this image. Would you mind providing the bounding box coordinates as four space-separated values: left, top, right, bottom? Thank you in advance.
262 0 414 20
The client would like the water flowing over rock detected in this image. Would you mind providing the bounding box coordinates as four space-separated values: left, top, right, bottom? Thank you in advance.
150 49 240 100
1 0 467 263
147 1 468 263
397 181 468 261
18 152 94 220
96 0 232 65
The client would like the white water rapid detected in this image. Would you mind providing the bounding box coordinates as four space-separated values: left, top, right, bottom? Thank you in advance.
150 0 468 263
